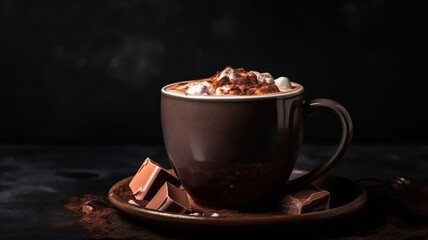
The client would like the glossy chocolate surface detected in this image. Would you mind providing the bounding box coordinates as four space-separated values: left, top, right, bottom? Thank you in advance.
145 182 190 213
129 158 181 201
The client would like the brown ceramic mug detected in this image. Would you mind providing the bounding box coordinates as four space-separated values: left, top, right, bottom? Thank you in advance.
161 81 352 209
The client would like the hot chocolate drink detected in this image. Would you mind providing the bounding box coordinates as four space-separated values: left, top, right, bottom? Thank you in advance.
165 66 302 96
161 66 353 209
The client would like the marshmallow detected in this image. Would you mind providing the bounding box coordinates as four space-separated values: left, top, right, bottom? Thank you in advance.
261 72 274 83
250 71 274 83
218 67 239 81
250 71 262 81
186 85 207 95
274 76 292 90
215 85 231 95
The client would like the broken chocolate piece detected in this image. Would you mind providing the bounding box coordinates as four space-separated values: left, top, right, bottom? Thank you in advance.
279 185 330 215
129 158 181 201
145 182 191 213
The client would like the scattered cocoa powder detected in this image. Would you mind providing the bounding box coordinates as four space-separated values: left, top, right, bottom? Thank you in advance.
65 194 167 239
64 177 330 239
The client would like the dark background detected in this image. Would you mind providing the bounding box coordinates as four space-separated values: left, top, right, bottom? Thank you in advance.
1 0 427 145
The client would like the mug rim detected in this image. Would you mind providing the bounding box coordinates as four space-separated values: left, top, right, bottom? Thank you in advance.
161 80 304 101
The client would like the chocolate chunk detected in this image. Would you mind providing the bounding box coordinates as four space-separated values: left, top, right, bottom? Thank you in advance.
279 185 330 215
145 182 190 213
128 158 181 201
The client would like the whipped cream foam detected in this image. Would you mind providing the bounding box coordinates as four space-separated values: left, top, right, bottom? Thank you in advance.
168 67 296 96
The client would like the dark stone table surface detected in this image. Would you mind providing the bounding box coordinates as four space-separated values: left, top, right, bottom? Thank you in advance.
1 144 427 239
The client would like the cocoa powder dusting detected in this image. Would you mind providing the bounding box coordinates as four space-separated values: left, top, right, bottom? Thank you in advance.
234 74 257 85
63 193 271 239
65 195 166 239
212 67 280 95
212 77 230 88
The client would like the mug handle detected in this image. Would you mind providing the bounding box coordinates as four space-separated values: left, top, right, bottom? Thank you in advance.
287 98 353 190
